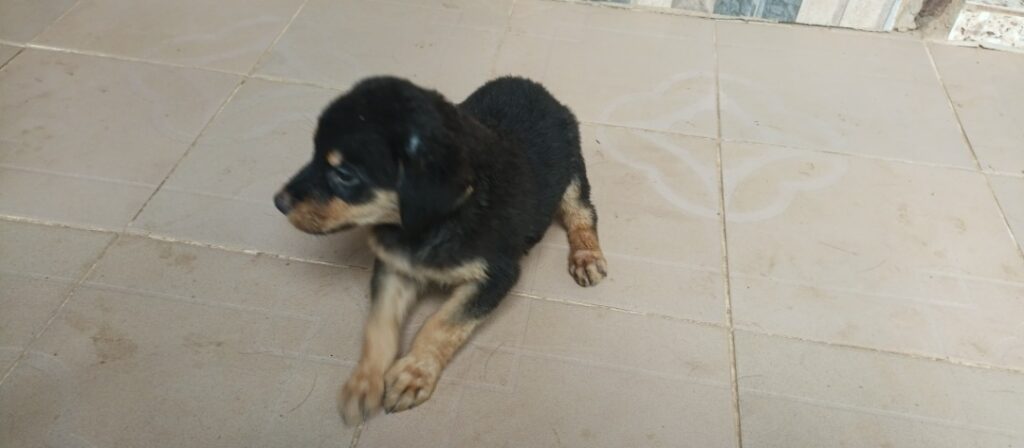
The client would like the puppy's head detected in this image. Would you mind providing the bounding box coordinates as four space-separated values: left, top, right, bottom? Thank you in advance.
274 77 472 235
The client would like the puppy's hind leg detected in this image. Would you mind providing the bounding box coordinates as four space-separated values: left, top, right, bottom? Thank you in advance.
557 177 608 287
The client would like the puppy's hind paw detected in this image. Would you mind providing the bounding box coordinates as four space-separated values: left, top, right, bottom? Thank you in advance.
569 249 608 287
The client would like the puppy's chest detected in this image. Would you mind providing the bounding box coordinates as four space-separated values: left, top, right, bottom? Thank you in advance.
367 233 487 285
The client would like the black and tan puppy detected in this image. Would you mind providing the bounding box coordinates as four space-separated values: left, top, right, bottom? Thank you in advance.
273 76 608 424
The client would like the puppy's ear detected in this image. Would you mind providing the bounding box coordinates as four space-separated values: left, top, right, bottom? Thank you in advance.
397 130 471 234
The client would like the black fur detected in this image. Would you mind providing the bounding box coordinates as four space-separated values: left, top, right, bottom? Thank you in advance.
279 75 593 318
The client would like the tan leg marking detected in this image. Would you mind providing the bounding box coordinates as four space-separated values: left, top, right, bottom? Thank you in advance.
340 268 417 425
558 179 608 287
383 284 480 413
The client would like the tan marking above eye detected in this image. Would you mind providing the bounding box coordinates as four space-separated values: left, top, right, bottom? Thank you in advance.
326 150 343 167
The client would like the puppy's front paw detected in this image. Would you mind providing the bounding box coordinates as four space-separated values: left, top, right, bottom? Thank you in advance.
383 354 441 413
569 249 608 287
340 365 385 425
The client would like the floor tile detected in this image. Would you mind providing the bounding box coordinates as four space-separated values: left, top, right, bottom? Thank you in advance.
0 221 114 371
989 175 1024 254
0 44 20 65
0 167 156 230
254 361 357 448
0 50 240 229
0 221 113 278
0 286 317 448
87 236 370 334
0 350 16 376
0 0 76 43
0 234 370 447
360 299 737 447
130 79 375 266
3 3 1024 446
930 44 1024 175
718 22 974 167
34 0 306 73
522 125 725 323
724 142 1024 369
255 0 513 100
494 0 717 136
736 332 1024 447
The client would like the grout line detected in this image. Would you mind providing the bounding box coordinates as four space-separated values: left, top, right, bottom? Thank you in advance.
18 41 349 93
82 281 320 322
0 213 120 234
248 0 311 77
718 138 986 173
130 231 371 271
579 119 994 175
510 291 728 328
735 327 1024 375
0 213 371 271
987 181 1024 263
984 169 1024 179
25 0 83 43
486 0 517 78
247 73 344 91
125 79 247 227
21 43 243 76
0 46 25 71
713 21 744 448
923 43 983 172
580 119 719 140
924 43 1024 263
0 233 121 386
0 163 156 188
741 386 1020 436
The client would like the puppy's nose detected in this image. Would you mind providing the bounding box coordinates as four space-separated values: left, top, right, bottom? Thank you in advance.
274 191 294 214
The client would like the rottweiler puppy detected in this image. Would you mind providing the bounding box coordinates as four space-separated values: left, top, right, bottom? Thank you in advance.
274 76 607 424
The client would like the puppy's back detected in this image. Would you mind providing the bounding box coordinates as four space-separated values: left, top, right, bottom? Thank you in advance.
460 76 586 246
461 77 582 179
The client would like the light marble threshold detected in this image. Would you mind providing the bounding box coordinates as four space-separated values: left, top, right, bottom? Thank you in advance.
949 1 1024 50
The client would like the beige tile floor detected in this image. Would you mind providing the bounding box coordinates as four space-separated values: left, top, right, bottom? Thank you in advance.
1 1 1023 447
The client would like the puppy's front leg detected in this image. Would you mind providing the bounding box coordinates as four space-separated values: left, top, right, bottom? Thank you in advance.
382 279 498 413
341 261 417 425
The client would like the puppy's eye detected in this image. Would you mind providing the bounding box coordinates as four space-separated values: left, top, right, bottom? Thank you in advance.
327 166 360 191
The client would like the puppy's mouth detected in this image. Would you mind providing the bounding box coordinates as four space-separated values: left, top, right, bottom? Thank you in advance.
323 223 357 234
290 220 357 235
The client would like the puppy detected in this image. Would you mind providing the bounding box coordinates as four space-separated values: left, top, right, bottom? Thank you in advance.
273 76 608 424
